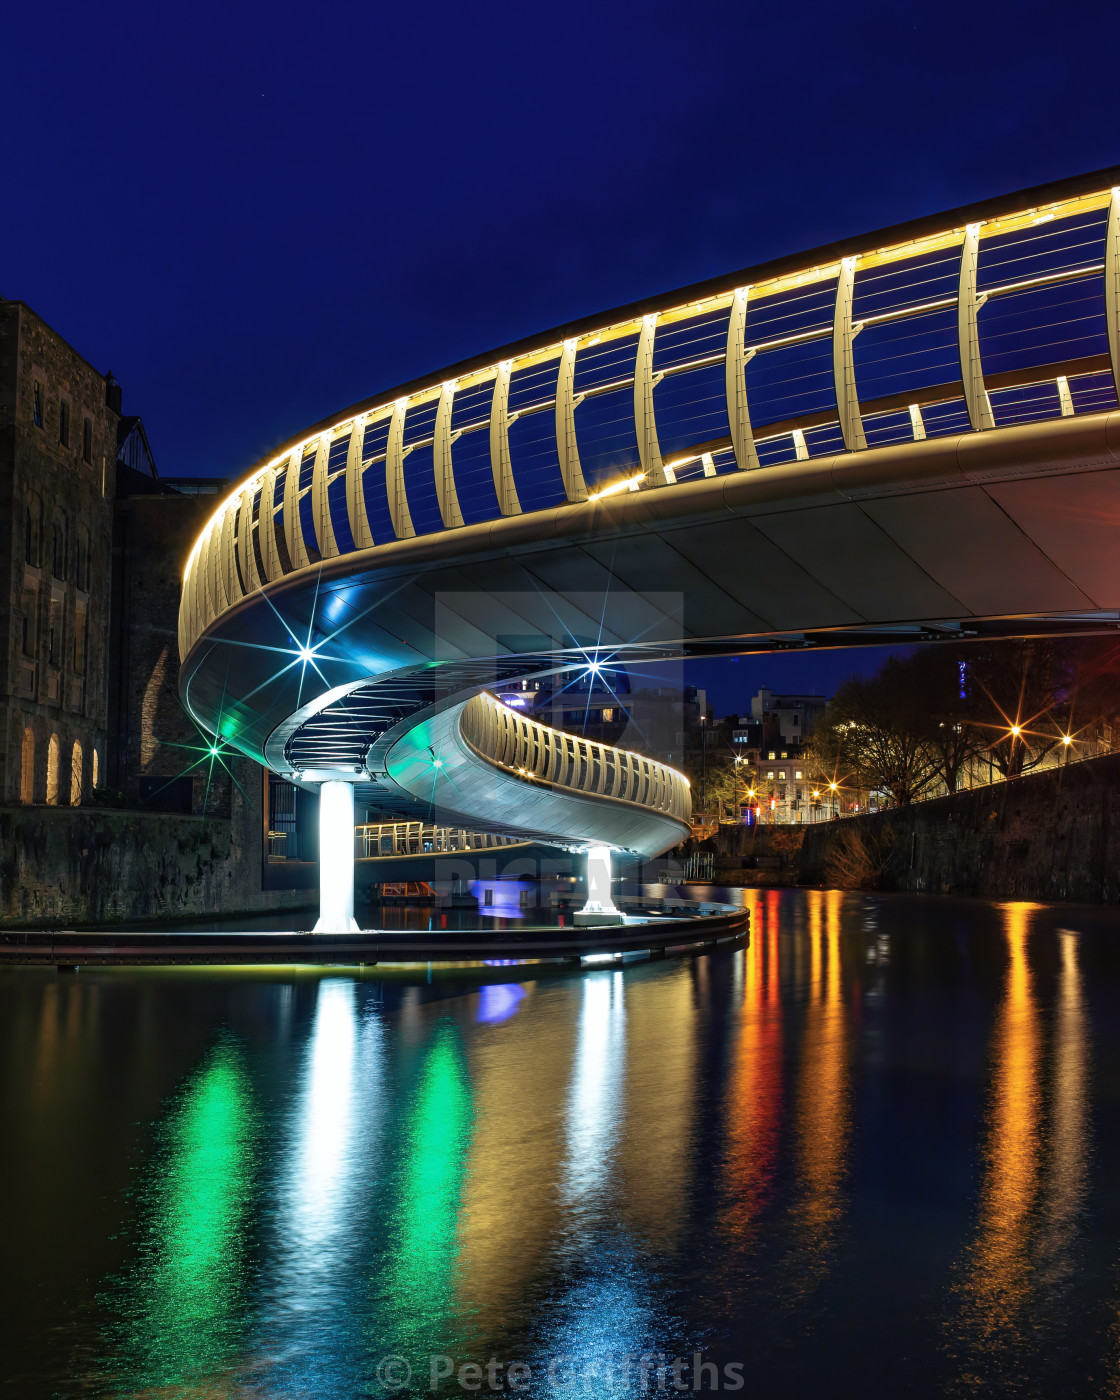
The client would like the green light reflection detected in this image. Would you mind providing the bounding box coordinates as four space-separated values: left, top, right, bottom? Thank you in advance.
376 1021 472 1361
105 1034 258 1396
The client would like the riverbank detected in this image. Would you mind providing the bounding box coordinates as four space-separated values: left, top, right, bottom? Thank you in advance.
716 752 1120 902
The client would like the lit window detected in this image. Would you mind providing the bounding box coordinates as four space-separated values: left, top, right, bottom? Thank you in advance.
795 770 803 779
602 707 614 722
767 770 774 779
779 771 786 780
768 751 776 760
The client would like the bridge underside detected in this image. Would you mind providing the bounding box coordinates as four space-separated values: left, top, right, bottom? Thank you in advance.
182 411 1120 841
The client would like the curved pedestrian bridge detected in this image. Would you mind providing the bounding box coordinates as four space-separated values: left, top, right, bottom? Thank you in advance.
178 166 1120 923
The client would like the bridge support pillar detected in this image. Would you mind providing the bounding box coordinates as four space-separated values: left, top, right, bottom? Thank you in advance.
575 845 624 926
313 779 360 933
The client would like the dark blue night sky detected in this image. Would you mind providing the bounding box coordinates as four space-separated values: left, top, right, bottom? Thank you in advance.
3 0 1116 710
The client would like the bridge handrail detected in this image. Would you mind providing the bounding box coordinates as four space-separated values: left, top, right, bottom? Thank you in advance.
355 820 524 857
180 176 1120 660
457 692 691 825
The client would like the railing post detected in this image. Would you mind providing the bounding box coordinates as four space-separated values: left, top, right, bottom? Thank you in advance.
725 287 759 469
833 256 867 450
635 314 665 483
555 339 587 501
283 447 310 571
345 414 374 550
385 399 416 540
958 222 995 430
311 432 339 558
1105 188 1120 405
434 383 465 528
489 361 521 516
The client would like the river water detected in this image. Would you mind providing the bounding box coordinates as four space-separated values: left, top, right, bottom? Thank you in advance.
5 888 1120 1398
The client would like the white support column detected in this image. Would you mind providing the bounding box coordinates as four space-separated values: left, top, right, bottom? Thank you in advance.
1105 188 1120 404
792 428 809 460
236 483 259 594
434 383 465 528
489 361 521 516
345 414 374 550
555 339 587 501
1057 375 1075 417
311 432 339 559
725 287 760 470
833 256 867 451
634 314 665 482
386 399 416 539
958 222 995 430
282 446 310 572
258 466 280 581
575 844 622 925
313 779 360 933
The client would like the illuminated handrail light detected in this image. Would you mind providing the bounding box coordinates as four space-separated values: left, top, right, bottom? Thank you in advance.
587 472 645 502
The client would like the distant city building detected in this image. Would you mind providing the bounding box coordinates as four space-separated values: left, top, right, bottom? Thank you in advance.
749 687 827 746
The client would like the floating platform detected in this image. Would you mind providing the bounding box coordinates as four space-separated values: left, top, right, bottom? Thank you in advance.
0 902 748 968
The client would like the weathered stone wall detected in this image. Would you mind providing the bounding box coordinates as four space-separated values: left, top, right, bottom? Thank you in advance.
796 753 1120 903
0 801 313 928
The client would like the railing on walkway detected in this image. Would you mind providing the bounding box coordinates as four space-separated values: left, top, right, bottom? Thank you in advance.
180 173 1120 659
356 820 524 858
458 692 692 824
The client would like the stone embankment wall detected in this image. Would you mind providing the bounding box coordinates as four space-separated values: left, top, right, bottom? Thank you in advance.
0 806 312 927
796 753 1120 903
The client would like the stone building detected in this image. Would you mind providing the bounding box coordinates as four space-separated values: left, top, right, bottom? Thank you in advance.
0 296 312 924
0 299 118 809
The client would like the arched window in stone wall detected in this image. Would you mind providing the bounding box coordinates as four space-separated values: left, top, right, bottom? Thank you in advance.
73 527 90 592
24 493 42 567
20 728 34 804
46 734 60 805
51 513 68 581
70 741 83 807
92 747 99 789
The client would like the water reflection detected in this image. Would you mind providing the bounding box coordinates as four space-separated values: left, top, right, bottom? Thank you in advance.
721 891 783 1244
104 1034 257 1396
946 903 1093 1389
253 978 383 1393
10 891 1119 1399
559 972 626 1244
376 1020 472 1363
788 889 850 1295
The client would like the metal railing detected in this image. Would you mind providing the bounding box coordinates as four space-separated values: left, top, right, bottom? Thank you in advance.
458 692 692 824
180 174 1120 659
356 820 524 858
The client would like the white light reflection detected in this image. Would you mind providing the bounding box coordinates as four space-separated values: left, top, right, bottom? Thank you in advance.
559 971 626 1242
255 979 384 1388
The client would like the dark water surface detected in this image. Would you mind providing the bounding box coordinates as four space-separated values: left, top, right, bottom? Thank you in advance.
6 889 1120 1398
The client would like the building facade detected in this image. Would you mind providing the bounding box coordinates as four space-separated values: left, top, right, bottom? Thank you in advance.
0 300 117 808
